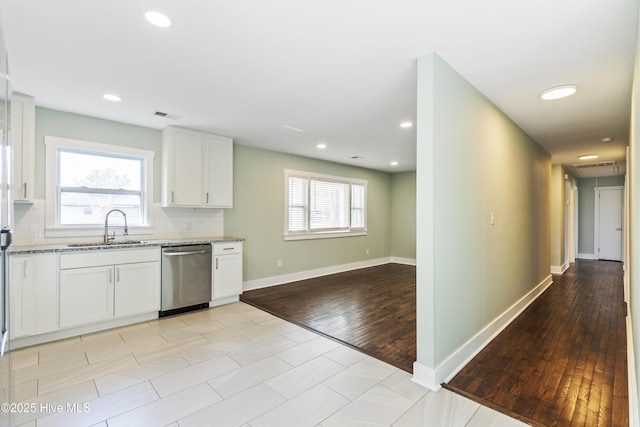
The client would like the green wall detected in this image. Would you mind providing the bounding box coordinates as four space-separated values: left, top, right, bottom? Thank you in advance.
31 107 417 282
629 1 640 413
416 53 551 369
577 175 626 255
224 144 399 282
390 171 416 259
34 107 162 201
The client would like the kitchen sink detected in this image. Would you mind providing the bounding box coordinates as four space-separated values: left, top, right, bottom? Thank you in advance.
67 240 144 248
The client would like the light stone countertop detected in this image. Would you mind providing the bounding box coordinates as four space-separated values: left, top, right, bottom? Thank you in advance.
9 236 245 255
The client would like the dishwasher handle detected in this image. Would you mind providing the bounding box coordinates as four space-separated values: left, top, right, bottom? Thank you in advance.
163 249 211 256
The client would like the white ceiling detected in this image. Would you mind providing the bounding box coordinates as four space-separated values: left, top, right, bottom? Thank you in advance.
0 0 637 174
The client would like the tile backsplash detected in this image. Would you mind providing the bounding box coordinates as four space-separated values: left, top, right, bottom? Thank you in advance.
12 199 224 246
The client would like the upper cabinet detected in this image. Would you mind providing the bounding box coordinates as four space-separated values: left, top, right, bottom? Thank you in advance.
162 126 233 208
11 93 35 203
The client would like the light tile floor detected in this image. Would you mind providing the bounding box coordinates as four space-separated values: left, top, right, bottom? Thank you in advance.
6 302 529 426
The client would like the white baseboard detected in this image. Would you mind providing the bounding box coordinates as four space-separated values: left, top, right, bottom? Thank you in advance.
10 312 158 349
412 274 553 391
242 257 393 291
577 253 597 260
628 313 639 427
389 257 416 266
550 261 570 274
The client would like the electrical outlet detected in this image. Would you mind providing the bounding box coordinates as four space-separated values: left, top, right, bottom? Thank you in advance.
186 220 193 230
365 248 369 255
277 260 283 268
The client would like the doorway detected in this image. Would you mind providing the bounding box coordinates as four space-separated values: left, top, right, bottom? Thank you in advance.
595 186 624 261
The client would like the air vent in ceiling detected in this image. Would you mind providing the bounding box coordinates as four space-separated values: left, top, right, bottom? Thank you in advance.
571 161 618 177
350 155 363 159
154 111 180 120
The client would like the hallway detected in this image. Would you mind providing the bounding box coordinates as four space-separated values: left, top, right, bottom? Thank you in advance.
445 260 628 426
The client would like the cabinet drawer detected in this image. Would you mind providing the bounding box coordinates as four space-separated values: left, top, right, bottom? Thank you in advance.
60 247 161 269
213 242 242 255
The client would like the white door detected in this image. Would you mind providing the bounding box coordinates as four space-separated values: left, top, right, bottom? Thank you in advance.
597 187 623 261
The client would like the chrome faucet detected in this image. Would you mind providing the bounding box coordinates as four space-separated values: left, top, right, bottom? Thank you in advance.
104 209 129 243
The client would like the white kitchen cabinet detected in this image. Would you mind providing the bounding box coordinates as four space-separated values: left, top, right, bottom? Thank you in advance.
203 133 233 208
59 248 161 328
212 242 243 300
11 93 35 203
162 126 203 207
114 261 161 317
162 126 233 208
59 266 114 328
9 253 59 338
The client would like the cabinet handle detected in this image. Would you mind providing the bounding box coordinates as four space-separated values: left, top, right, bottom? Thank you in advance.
171 191 175 203
23 183 27 199
109 269 112 283
24 260 28 278
216 258 218 270
116 267 120 282
206 192 209 204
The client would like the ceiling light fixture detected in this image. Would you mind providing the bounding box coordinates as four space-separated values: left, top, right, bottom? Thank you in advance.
103 93 122 102
317 143 327 149
145 11 172 28
540 85 578 101
601 136 614 143
390 161 399 166
400 122 413 128
579 154 599 160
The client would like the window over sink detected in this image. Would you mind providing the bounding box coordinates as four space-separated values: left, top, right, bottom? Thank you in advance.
44 136 154 237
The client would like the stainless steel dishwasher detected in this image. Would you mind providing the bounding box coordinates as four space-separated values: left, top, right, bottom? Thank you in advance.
160 244 212 317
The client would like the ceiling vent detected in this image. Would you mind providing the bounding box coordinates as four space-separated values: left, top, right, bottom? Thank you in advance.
154 111 179 120
571 161 619 177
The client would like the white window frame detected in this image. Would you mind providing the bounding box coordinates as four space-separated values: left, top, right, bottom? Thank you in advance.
284 169 367 241
44 135 154 238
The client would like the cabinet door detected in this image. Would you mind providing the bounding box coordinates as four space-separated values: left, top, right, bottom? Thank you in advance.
9 257 35 338
164 127 202 206
213 253 243 299
60 266 114 328
114 261 160 317
11 93 35 203
203 134 233 208
10 254 59 338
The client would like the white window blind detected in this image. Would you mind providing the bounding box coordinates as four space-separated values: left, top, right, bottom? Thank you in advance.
288 176 308 232
284 169 367 239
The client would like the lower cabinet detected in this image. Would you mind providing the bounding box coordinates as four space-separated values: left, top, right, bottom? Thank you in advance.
59 248 160 329
10 253 59 338
60 266 114 328
212 242 243 300
114 262 161 317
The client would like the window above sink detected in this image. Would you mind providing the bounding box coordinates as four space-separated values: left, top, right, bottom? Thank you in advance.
44 136 155 239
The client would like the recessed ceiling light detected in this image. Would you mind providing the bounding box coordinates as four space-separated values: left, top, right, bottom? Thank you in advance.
390 161 399 166
601 136 614 143
145 11 172 28
103 93 122 102
579 154 599 160
540 85 578 101
400 122 413 128
317 143 327 149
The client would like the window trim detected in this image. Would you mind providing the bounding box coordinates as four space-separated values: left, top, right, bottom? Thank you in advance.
283 169 367 241
44 135 155 238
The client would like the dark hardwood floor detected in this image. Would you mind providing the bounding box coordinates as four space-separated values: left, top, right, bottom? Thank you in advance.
445 260 628 427
240 263 416 372
242 259 628 426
